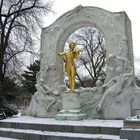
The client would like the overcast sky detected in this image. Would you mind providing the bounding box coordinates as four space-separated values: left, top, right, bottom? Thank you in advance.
40 0 140 58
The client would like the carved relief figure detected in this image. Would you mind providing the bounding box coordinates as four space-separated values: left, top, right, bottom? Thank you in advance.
34 79 56 112
58 43 81 92
96 55 134 112
36 64 60 91
105 54 118 82
24 79 62 117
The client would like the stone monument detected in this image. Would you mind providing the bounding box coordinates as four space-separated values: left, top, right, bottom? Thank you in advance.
24 5 140 119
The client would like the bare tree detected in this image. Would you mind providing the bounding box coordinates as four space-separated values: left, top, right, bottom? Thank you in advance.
66 27 106 87
0 0 52 85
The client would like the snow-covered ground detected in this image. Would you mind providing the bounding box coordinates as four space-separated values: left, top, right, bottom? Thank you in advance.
0 112 123 128
0 112 125 140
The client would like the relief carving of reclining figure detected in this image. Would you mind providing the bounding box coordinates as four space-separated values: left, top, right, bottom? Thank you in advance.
96 54 134 112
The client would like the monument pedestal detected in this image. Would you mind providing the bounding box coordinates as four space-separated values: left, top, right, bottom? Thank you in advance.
124 120 140 129
56 92 87 121
120 119 140 140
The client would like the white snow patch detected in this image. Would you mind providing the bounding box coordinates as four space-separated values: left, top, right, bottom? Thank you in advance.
0 137 18 140
126 114 140 121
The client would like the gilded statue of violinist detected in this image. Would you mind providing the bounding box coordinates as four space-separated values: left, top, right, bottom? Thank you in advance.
58 43 81 92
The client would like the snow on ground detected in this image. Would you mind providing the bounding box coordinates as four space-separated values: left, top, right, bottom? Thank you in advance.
0 127 122 140
0 137 18 140
0 112 125 140
0 112 123 128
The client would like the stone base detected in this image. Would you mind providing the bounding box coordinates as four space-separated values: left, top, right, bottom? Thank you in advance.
120 128 140 140
124 120 140 129
120 119 140 140
56 92 87 121
56 109 87 121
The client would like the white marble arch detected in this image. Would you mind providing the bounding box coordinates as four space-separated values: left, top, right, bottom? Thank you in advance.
24 6 139 119
41 5 134 89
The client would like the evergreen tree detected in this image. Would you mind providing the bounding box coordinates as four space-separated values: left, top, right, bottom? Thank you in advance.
0 76 20 104
0 77 18 95
22 60 40 94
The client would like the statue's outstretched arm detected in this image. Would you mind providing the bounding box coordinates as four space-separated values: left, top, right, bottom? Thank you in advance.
58 52 65 57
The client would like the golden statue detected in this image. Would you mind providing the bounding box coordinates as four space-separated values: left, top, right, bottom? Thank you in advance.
58 43 81 92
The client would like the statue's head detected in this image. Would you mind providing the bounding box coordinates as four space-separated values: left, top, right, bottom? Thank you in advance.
35 83 40 90
96 79 102 87
115 66 123 74
108 54 116 60
69 43 76 50
39 79 44 85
